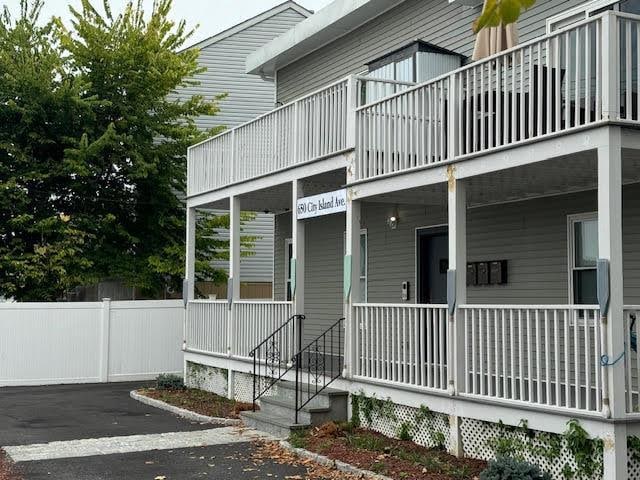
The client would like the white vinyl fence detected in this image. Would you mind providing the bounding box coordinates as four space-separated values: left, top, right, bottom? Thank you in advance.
0 300 184 387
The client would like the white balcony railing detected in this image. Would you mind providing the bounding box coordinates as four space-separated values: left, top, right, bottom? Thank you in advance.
352 303 449 391
188 11 640 195
185 300 293 358
460 305 604 414
188 79 349 196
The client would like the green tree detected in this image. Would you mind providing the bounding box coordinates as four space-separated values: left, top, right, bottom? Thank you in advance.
0 0 248 300
0 0 93 301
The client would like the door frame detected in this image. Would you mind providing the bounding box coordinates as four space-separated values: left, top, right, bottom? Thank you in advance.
415 224 448 305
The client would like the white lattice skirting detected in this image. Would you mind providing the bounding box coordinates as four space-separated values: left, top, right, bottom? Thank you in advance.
354 400 451 451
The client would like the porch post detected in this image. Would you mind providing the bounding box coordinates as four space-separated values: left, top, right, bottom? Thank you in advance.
447 171 466 458
292 180 305 349
598 127 626 479
229 196 241 359
229 196 241 302
345 193 361 379
346 75 359 149
185 206 196 301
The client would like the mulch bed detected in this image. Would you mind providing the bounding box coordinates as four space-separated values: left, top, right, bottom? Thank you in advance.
253 441 363 479
137 388 254 419
291 422 487 480
0 450 21 480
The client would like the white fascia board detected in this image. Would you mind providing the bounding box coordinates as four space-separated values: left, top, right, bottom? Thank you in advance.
246 0 404 76
184 1 312 52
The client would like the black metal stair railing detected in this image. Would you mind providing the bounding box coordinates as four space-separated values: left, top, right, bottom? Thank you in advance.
249 314 303 410
293 317 344 424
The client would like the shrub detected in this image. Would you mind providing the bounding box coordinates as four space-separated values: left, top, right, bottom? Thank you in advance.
156 373 185 391
480 456 551 480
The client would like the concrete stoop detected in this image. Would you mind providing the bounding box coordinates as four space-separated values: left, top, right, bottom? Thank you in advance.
240 380 348 438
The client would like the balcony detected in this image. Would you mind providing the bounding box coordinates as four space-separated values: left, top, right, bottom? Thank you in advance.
187 10 640 196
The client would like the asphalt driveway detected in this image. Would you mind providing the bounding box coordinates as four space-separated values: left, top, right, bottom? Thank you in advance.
0 382 212 446
0 382 307 480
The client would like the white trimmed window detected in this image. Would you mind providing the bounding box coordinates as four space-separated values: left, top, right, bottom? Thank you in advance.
568 213 598 305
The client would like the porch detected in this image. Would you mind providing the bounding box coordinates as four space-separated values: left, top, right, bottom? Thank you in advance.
184 147 640 420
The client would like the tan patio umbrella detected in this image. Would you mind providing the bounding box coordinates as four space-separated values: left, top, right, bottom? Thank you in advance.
472 0 519 61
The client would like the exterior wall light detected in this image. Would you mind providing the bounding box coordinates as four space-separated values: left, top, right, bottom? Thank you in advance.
387 215 398 230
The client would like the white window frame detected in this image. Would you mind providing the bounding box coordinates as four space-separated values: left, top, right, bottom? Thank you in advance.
284 238 292 302
343 229 368 303
567 212 598 305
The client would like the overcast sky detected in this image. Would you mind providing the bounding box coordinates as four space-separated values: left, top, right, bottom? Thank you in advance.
2 0 333 45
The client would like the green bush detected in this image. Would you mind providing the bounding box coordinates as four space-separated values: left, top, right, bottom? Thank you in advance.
480 456 551 480
156 373 185 391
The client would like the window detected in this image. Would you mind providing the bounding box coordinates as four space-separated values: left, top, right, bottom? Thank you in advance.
343 230 368 303
568 213 598 305
285 238 293 301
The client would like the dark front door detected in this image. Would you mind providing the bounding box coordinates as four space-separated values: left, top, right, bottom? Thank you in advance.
417 228 448 304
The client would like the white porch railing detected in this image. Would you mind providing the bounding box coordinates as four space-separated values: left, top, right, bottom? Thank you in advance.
185 300 229 356
185 300 293 358
460 305 603 413
231 301 294 359
187 78 349 196
352 303 448 391
625 306 640 413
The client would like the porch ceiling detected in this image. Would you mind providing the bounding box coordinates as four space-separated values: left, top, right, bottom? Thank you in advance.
195 168 347 213
364 148 640 208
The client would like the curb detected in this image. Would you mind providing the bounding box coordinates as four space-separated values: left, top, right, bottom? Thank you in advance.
130 390 242 426
279 440 394 480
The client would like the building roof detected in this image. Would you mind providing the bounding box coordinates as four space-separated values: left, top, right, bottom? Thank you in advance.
187 0 313 52
246 0 405 77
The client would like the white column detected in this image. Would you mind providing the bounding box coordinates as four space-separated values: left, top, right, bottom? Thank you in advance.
447 173 466 458
598 127 624 417
346 75 359 149
292 180 305 350
345 194 361 378
448 173 467 394
598 127 627 480
229 196 241 301
185 207 196 301
598 127 627 479
601 11 619 121
229 196 241 359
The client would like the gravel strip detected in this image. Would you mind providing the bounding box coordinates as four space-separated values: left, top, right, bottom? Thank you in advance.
130 390 242 426
279 440 394 480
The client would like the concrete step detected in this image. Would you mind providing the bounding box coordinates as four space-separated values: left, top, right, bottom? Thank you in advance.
239 411 309 439
259 396 337 425
265 380 348 409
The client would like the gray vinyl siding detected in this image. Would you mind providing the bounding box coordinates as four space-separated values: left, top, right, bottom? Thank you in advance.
174 8 308 130
273 184 640 339
210 211 275 283
275 0 589 103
